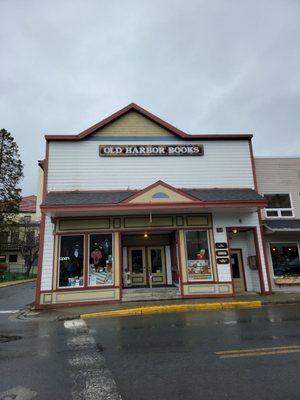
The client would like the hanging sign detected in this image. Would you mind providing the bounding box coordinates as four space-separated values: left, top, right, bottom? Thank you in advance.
99 144 204 157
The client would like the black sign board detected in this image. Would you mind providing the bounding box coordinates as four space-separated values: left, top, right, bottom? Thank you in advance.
215 242 228 249
216 250 228 257
217 258 230 264
99 144 204 157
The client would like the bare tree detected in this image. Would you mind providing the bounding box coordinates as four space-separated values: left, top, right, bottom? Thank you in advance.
18 217 39 276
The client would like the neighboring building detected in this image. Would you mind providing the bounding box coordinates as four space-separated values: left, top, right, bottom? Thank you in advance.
255 157 300 292
35 103 272 309
0 195 40 273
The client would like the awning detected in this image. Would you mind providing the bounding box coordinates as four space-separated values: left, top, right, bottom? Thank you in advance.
263 219 300 232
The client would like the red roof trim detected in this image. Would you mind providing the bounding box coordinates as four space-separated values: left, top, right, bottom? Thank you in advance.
44 103 253 142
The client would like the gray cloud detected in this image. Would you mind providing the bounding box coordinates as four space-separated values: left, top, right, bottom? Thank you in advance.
0 0 299 194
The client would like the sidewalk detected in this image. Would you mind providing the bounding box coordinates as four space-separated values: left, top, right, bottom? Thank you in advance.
45 291 300 321
0 278 36 288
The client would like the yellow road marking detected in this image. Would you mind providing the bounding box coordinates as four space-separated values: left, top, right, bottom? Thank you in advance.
216 344 300 355
216 345 300 358
219 349 300 359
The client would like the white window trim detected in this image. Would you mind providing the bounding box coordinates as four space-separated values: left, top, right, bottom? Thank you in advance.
269 241 300 279
264 193 294 219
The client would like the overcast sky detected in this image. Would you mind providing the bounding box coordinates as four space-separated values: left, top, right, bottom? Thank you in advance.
0 0 299 195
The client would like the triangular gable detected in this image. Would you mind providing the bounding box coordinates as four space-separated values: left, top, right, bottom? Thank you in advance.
123 181 199 204
93 110 174 137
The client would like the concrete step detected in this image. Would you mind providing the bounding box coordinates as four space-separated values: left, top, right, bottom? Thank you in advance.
122 287 180 302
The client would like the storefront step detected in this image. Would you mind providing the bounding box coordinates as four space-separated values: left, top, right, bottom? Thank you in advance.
122 287 180 302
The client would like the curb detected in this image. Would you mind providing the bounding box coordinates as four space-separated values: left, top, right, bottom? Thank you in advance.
81 300 262 319
0 278 36 288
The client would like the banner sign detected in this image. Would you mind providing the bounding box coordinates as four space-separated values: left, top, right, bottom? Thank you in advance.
99 144 204 157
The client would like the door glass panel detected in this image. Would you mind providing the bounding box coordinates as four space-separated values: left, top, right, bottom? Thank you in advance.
131 250 144 274
231 254 240 278
150 249 162 273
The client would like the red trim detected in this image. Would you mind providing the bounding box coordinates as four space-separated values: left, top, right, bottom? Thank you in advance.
176 230 185 298
227 226 268 294
225 228 236 297
84 233 89 288
258 213 273 294
41 200 267 213
119 233 123 299
248 139 258 191
43 142 49 200
248 139 272 294
45 103 253 142
122 180 201 204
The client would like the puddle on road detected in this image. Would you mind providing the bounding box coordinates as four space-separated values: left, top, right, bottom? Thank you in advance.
0 335 22 343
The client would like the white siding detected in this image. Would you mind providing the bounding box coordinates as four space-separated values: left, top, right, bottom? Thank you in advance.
47 139 254 191
229 232 260 292
212 210 269 292
40 216 54 291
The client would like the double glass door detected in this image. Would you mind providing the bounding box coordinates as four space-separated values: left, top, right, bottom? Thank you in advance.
128 246 166 286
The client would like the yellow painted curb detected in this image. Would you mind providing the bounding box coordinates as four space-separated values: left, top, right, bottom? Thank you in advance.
81 300 262 319
0 278 36 288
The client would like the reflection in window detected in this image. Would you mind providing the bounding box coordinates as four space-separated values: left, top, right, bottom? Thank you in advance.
150 249 163 274
89 234 113 286
270 243 300 277
131 249 144 274
59 235 84 288
185 230 213 281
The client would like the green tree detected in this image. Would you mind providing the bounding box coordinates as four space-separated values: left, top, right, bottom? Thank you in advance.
0 129 24 231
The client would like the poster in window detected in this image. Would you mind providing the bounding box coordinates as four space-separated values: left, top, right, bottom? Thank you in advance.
185 230 213 281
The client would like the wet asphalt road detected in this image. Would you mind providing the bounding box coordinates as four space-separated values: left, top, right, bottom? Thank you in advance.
0 283 300 399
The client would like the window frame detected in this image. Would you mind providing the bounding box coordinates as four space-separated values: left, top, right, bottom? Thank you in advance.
184 229 214 282
263 193 294 219
269 241 300 278
88 233 114 287
8 254 18 263
57 234 85 289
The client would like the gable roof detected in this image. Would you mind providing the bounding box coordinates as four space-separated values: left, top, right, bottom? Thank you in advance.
122 180 200 204
42 187 265 208
45 103 253 142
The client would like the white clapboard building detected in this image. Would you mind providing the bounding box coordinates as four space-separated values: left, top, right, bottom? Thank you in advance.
35 103 272 308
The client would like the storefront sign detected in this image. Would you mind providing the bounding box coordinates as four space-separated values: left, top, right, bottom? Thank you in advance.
99 144 204 157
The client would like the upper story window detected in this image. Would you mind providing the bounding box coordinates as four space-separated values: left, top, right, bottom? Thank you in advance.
264 193 293 218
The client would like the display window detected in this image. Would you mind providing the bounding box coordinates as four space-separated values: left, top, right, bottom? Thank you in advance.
58 235 84 288
89 234 114 286
185 230 213 281
270 243 300 277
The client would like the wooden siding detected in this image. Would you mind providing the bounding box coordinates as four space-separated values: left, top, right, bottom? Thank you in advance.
47 139 255 191
40 216 54 291
93 110 174 137
212 210 269 292
255 157 300 218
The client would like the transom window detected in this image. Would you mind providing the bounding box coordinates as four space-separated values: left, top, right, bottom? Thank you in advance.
264 193 293 218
